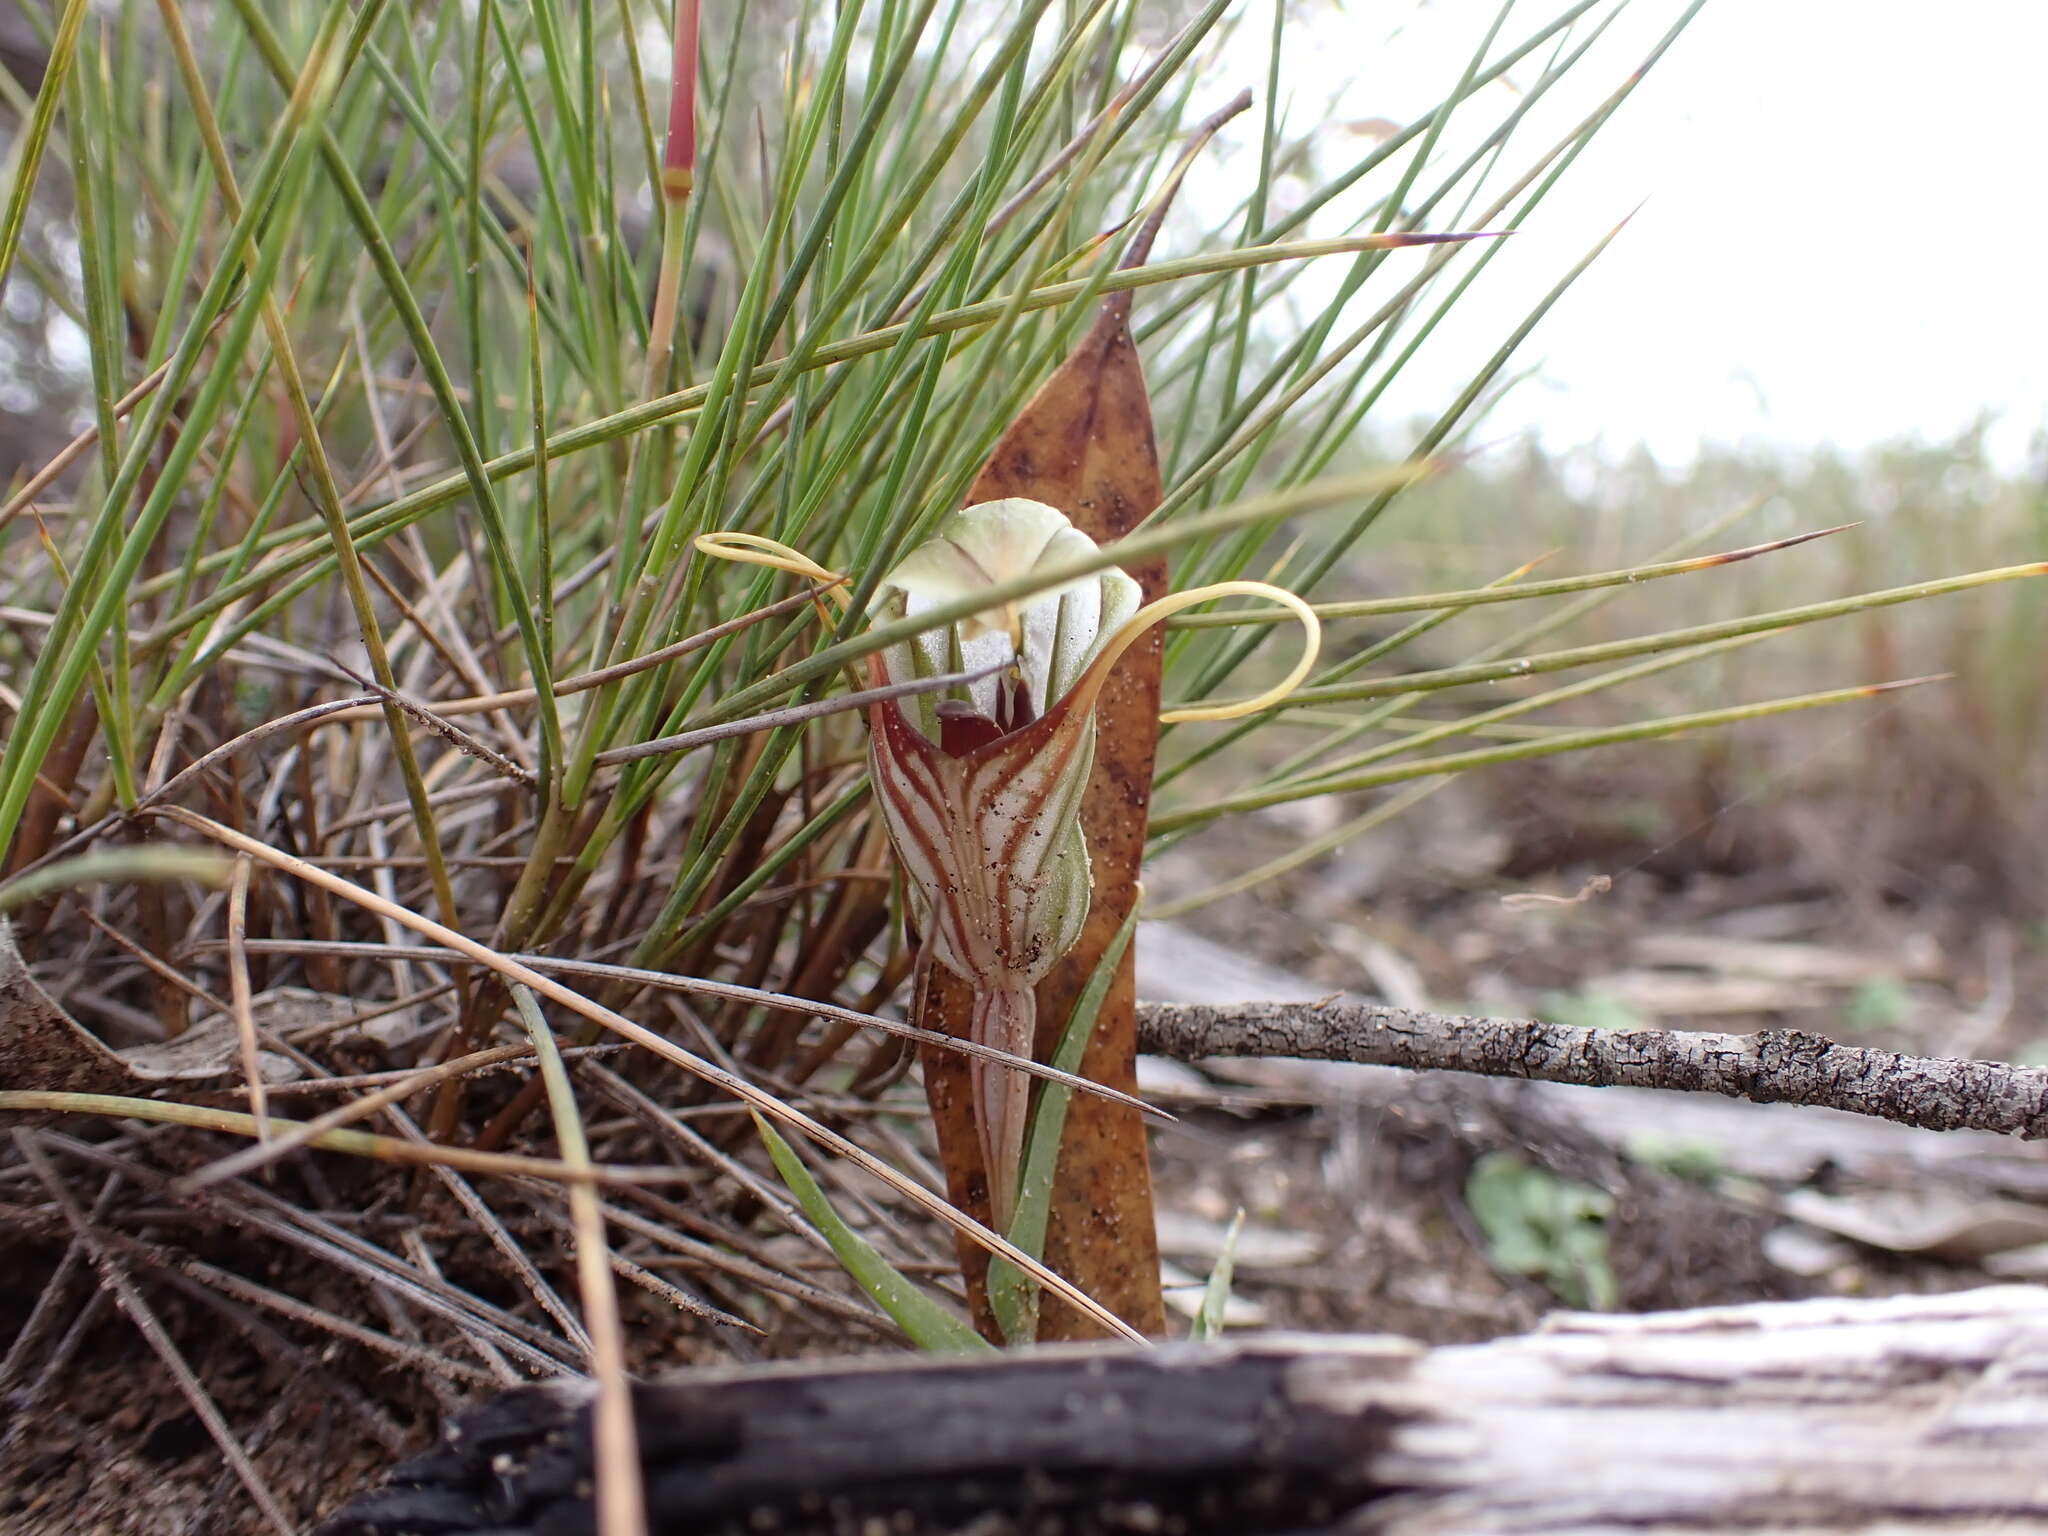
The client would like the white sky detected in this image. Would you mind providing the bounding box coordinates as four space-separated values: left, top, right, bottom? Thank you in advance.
1259 1 2048 466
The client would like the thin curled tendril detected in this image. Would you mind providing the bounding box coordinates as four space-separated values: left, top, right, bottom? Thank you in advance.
1074 579 1320 725
691 532 851 619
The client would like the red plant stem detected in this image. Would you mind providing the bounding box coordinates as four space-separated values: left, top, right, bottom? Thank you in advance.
644 0 700 400
664 0 700 201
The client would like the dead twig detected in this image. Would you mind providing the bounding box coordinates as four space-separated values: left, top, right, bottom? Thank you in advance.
226 854 267 1140
589 659 1006 768
335 663 537 790
1136 1000 2048 1139
313 586 829 723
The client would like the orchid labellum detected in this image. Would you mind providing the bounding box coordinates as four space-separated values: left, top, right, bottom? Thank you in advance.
697 500 1317 1228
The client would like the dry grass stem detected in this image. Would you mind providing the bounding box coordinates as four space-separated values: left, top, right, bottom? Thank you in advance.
225 853 267 1140
213 938 1157 1114
516 987 648 1536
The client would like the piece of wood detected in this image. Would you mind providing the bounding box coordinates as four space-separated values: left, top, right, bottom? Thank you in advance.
1134 996 2048 1140
320 1285 2048 1535
1131 919 2048 1197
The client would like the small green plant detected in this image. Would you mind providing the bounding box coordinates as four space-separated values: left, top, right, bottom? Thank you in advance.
1541 989 1646 1033
1628 1135 1725 1184
1466 1150 1618 1311
1845 977 1911 1036
1189 1208 1246 1343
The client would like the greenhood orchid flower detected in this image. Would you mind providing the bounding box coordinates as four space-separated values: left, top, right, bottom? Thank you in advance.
697 500 1318 1227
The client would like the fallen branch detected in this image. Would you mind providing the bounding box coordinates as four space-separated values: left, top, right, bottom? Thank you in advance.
320 1285 2048 1535
1135 999 2048 1140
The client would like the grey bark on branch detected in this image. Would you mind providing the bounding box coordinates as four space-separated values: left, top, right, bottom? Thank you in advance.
1134 998 2048 1140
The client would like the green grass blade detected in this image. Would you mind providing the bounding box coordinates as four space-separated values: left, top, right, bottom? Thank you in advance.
1189 1209 1245 1342
752 1110 991 1353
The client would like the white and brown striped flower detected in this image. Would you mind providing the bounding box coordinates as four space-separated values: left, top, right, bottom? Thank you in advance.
860 500 1141 1224
696 500 1319 1228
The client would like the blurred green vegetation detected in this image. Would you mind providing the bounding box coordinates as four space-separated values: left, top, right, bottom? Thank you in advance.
1359 421 2048 904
